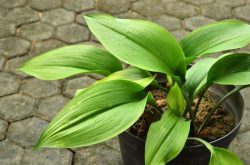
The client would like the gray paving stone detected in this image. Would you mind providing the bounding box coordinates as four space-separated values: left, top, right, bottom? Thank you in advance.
0 56 5 71
0 140 24 165
184 16 215 31
97 0 130 14
21 78 61 98
240 109 250 133
150 15 181 31
31 39 66 56
201 4 232 20
36 95 69 121
56 23 90 43
87 73 104 80
19 22 54 41
5 55 31 77
217 0 245 7
0 72 21 97
171 29 189 41
22 148 73 165
76 13 87 26
90 34 99 42
0 0 26 8
30 0 62 10
132 0 166 17
240 44 250 53
164 1 199 19
0 0 249 164
5 7 38 26
74 144 122 165
116 10 145 19
0 37 31 57
0 20 16 37
241 88 250 109
0 119 8 140
0 94 34 122
7 117 48 148
64 76 96 97
234 6 250 22
230 131 250 165
76 10 100 26
0 7 8 17
105 137 120 152
63 0 95 12
41 8 75 26
183 0 213 5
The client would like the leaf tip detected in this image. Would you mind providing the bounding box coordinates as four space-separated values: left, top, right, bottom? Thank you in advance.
16 64 30 76
83 14 96 26
83 13 113 22
16 65 25 72
83 14 91 20
33 141 43 151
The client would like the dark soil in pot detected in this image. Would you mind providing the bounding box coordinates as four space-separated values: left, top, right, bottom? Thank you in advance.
129 89 235 142
119 85 244 165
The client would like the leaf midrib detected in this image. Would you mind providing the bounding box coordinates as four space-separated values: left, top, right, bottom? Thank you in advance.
92 18 174 73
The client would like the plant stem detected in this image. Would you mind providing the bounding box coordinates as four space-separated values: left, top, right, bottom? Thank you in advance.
188 137 211 149
183 89 191 117
188 137 200 141
151 104 164 114
197 85 245 134
183 89 197 134
188 107 197 135
193 87 208 119
156 85 168 93
188 137 204 143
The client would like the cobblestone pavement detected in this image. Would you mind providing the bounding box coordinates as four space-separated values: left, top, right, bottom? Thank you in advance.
0 0 250 164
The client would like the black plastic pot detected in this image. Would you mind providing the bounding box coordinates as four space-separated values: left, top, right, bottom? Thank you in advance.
119 85 245 165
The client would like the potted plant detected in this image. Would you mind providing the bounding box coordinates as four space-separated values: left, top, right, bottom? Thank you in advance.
18 14 250 165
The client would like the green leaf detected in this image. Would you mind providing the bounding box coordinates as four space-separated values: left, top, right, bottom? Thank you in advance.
35 80 149 149
207 53 250 85
145 110 190 165
181 20 250 63
18 45 123 80
167 83 185 116
75 88 86 96
184 58 217 101
209 148 244 165
74 67 156 96
100 67 157 87
190 137 243 165
84 14 186 79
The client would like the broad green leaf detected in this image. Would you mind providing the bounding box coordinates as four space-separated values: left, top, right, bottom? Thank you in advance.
190 138 243 165
167 83 185 116
35 80 149 149
207 53 250 85
74 67 156 96
18 45 123 80
84 14 186 79
145 110 190 165
75 88 85 96
184 58 216 101
181 20 250 63
209 148 244 165
100 67 157 87
75 76 155 97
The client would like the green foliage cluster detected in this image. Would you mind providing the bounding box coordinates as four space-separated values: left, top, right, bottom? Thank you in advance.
19 14 250 165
